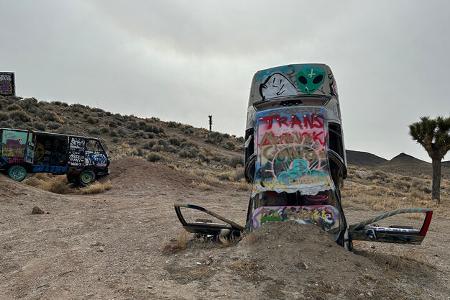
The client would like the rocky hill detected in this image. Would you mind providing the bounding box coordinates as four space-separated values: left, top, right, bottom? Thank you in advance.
0 95 244 171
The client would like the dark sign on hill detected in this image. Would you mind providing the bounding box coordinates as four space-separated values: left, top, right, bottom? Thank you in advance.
0 72 15 96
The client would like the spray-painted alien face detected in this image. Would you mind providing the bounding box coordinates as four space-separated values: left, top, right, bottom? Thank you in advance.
296 66 325 94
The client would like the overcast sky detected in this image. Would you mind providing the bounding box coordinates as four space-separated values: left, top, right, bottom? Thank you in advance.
1 0 449 161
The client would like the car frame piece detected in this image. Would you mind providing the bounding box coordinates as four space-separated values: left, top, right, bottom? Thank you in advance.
174 64 432 249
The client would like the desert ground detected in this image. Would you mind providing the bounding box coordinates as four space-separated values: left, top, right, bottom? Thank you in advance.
1 157 450 299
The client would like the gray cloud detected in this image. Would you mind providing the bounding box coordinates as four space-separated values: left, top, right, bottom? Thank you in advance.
0 0 449 161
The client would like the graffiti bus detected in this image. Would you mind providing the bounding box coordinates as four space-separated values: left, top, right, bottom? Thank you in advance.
0 128 110 185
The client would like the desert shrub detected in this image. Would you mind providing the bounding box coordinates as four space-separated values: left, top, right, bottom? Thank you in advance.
100 127 109 134
205 131 224 144
33 122 46 131
0 112 9 121
127 121 139 130
51 101 62 106
117 128 128 136
134 148 145 157
133 131 146 138
108 121 118 128
167 121 180 128
25 175 70 194
9 110 31 122
42 111 63 123
233 167 245 181
198 153 210 163
92 107 104 113
146 132 155 139
165 145 178 153
217 171 233 181
7 103 22 111
147 152 163 162
0 121 9 127
88 128 100 135
236 136 245 143
228 156 244 168
179 146 198 159
138 120 147 129
223 141 235 151
169 137 182 146
80 181 112 194
112 137 119 143
183 126 194 135
47 121 61 130
143 140 156 149
151 145 163 152
158 139 169 147
144 124 164 134
86 116 98 124
110 130 118 137
21 98 38 108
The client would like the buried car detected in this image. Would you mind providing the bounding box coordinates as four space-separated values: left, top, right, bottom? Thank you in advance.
174 64 432 249
0 128 109 185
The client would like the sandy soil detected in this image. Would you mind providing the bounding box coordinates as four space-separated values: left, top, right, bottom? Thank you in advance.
1 157 449 299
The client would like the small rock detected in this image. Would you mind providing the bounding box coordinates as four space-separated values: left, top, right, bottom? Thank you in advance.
97 247 104 252
31 206 45 215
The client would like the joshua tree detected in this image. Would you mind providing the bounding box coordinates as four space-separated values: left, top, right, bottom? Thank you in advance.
409 116 450 203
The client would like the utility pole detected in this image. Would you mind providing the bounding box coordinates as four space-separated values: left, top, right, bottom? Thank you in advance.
208 115 212 132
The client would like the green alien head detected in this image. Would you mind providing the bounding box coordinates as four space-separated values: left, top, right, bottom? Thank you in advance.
296 66 326 94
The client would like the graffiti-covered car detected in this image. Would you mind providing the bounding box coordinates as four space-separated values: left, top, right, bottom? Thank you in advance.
174 64 433 250
0 128 109 185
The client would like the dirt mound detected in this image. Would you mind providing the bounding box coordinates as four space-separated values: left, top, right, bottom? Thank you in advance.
233 223 402 299
108 157 201 191
165 222 439 299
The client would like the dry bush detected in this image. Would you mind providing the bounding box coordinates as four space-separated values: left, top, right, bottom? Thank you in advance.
79 181 112 194
235 181 250 191
162 231 189 255
25 175 70 194
191 180 212 191
25 174 112 195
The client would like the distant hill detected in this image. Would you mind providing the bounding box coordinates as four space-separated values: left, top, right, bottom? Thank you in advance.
376 153 450 179
345 150 387 166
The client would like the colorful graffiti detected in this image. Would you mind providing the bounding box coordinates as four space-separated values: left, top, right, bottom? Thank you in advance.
252 107 333 195
68 137 85 167
296 66 325 94
251 64 339 103
0 72 15 96
32 165 68 174
260 73 297 100
85 152 108 167
1 130 27 159
251 205 340 231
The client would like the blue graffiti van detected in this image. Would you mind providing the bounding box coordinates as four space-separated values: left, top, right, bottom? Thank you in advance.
0 128 109 185
174 64 433 250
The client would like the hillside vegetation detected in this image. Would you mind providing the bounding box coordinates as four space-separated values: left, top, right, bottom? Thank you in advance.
0 95 245 175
